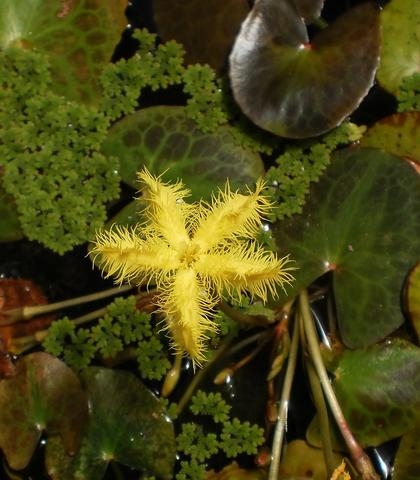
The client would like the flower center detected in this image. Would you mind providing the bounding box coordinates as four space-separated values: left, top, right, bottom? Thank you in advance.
178 241 200 267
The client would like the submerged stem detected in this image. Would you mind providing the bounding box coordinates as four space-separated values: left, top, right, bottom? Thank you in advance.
176 332 236 416
268 313 300 480
299 290 379 480
305 358 335 476
1 284 133 324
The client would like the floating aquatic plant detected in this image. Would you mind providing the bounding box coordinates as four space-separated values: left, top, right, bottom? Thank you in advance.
91 168 293 365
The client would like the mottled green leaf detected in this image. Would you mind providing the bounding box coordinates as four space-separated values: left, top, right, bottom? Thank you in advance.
46 367 175 479
229 1 380 138
273 148 420 347
332 339 420 447
102 105 265 201
361 112 420 163
393 422 420 480
0 352 88 470
376 0 420 96
153 0 249 73
0 187 23 242
0 0 127 103
405 262 420 343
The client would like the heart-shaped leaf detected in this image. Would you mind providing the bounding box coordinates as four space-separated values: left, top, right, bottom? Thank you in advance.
0 0 127 103
393 422 420 480
102 105 265 201
0 352 88 470
332 338 420 447
361 112 420 164
229 1 380 138
46 367 175 479
376 0 420 96
273 147 420 348
153 0 249 72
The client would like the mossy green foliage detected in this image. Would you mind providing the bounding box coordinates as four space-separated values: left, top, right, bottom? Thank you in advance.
265 121 365 220
176 391 265 479
43 296 171 380
397 72 420 113
0 47 119 254
1 24 373 253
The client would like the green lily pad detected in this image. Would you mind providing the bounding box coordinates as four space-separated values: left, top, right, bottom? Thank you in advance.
46 367 175 479
405 262 420 343
102 105 265 201
332 338 420 447
153 0 249 72
393 422 420 480
273 147 420 348
0 352 88 470
376 0 420 96
360 112 420 163
229 1 380 138
0 0 127 104
0 187 23 242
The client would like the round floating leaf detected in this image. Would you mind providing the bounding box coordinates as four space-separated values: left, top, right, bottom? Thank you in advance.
102 105 265 201
361 112 420 163
0 188 23 242
332 338 420 447
273 148 420 348
0 352 88 470
0 0 127 103
229 1 380 138
153 0 249 72
405 262 420 343
376 0 420 96
393 422 420 480
47 367 175 479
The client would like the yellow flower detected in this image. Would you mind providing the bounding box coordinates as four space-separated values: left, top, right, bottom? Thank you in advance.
91 168 293 365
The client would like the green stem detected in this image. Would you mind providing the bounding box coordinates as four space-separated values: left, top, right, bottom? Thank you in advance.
11 305 110 354
1 284 133 324
299 290 379 480
305 358 335 476
268 313 300 480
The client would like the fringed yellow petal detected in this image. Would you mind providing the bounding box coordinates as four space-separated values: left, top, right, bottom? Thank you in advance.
192 178 272 251
195 242 295 301
138 168 192 245
158 268 218 366
91 226 180 286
